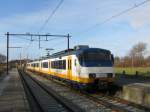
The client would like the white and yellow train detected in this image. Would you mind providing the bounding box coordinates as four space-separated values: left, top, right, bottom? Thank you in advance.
26 45 115 89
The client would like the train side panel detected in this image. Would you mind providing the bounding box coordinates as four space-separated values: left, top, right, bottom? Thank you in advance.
26 54 114 88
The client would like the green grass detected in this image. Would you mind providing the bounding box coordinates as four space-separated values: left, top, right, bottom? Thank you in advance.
115 67 150 76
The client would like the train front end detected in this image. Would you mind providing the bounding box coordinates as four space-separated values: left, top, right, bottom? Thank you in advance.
76 47 115 89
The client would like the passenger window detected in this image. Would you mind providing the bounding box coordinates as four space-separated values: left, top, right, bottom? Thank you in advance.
42 62 48 68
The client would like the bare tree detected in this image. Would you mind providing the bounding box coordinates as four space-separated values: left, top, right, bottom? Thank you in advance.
129 42 147 57
114 56 120 67
145 56 150 67
129 42 147 67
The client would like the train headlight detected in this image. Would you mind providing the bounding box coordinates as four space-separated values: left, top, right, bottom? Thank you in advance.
89 73 96 78
107 73 113 78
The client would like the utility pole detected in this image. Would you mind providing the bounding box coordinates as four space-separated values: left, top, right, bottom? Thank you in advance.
26 53 29 63
67 34 70 50
5 33 71 71
6 32 9 75
6 33 71 50
39 36 41 49
20 52 21 67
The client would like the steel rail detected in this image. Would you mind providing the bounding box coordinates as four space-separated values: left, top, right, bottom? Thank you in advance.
19 70 84 112
26 70 150 112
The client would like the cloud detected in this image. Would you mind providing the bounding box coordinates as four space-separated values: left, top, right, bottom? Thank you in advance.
127 3 150 29
94 1 150 29
1 0 147 33
0 0 150 59
0 0 99 34
0 10 48 33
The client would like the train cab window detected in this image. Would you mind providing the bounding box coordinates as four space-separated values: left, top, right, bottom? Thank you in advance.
42 62 48 68
111 54 114 64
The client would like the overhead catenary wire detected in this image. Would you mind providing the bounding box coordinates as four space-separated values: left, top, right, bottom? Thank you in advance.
35 0 70 51
31 0 64 50
75 0 150 36
3 1 65 62
12 36 31 41
0 35 5 38
9 33 68 48
38 0 64 33
49 38 66 48
12 35 61 41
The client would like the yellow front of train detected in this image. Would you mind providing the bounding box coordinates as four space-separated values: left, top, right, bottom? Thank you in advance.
74 46 115 89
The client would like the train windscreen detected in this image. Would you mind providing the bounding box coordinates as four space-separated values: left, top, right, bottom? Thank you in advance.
83 52 110 61
78 51 112 67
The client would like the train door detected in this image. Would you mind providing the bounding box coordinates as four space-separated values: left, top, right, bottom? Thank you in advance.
49 61 51 74
67 57 72 80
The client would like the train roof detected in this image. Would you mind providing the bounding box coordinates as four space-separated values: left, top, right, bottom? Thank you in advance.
28 45 111 62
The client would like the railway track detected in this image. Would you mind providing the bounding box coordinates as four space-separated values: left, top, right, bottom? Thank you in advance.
18 70 84 112
82 92 149 112
26 70 149 112
56 81 149 112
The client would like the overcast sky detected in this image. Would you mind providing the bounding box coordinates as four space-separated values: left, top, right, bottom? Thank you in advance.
0 0 150 60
